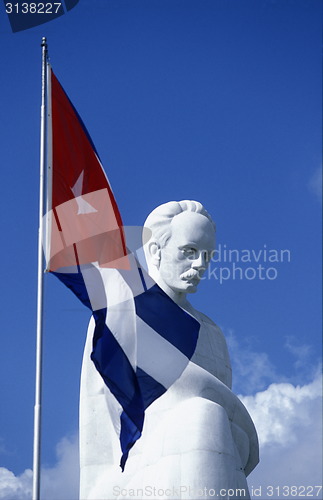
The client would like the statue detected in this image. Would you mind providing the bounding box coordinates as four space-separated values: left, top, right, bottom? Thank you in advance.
79 200 259 500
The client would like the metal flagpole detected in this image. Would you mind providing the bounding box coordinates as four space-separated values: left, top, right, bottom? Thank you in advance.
32 36 48 500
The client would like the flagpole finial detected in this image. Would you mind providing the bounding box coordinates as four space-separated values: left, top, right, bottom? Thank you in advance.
41 37 47 47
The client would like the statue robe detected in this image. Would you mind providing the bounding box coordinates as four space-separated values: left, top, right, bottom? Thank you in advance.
79 303 259 500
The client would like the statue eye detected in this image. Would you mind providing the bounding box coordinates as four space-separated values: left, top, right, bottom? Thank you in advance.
182 247 196 257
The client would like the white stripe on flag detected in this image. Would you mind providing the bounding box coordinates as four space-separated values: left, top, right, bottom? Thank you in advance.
136 315 189 389
82 265 137 369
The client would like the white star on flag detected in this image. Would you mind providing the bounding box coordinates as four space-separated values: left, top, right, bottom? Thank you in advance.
72 170 98 215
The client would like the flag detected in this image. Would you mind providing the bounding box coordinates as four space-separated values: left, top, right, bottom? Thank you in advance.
44 65 201 469
74 260 200 470
44 65 127 273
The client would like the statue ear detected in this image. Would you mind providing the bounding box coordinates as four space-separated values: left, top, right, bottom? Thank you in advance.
148 241 161 267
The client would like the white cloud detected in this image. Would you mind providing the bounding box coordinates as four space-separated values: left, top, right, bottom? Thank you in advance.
240 373 322 447
226 330 279 394
41 434 79 500
1 334 321 500
226 330 322 498
0 434 79 500
0 468 32 500
284 335 311 366
226 330 321 394
283 335 319 383
308 167 322 203
242 374 323 499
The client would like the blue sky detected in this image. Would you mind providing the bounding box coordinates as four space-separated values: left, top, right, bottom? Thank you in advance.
0 1 322 499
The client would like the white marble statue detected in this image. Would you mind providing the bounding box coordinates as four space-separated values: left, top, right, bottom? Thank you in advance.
79 200 259 500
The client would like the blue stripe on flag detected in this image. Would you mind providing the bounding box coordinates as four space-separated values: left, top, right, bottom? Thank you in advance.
119 411 141 471
119 367 166 470
91 311 144 470
134 284 200 359
136 367 166 407
52 267 92 310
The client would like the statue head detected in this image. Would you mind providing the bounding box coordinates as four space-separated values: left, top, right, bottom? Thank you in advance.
143 200 215 305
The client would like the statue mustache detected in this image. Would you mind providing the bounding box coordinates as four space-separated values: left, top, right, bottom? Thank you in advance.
180 268 204 281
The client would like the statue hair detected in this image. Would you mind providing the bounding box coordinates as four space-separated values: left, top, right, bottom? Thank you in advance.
143 200 215 248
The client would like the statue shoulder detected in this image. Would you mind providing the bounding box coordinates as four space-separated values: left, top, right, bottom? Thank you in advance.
196 310 229 352
191 308 225 335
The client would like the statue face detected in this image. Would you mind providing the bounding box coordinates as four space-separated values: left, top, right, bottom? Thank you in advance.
158 211 215 296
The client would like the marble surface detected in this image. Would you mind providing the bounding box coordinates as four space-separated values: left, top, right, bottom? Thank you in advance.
79 201 259 499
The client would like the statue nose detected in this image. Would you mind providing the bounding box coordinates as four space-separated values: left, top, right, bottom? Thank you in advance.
192 251 207 271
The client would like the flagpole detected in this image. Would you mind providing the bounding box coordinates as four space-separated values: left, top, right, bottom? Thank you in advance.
32 36 48 500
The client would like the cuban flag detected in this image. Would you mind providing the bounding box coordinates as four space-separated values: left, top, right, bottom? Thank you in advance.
44 66 200 469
